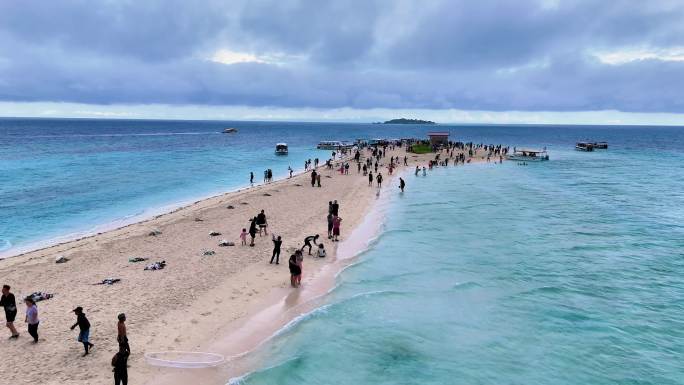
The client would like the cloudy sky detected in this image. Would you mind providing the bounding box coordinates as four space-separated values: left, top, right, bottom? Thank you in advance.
1 0 683 124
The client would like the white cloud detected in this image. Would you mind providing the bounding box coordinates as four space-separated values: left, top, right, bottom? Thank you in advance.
595 47 684 65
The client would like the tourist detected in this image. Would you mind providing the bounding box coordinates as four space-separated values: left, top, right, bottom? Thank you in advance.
422 167 427 176
250 172 254 185
240 228 248 246
311 170 317 187
117 313 130 353
301 234 320 255
328 201 333 215
271 235 282 264
288 166 293 178
24 296 39 343
256 210 268 236
288 252 302 287
376 173 383 188
332 216 342 242
295 252 303 286
1 285 19 338
368 171 373 186
267 169 273 182
399 177 405 192
112 343 129 385
70 306 94 356
404 156 408 166
317 173 321 187
249 217 258 246
316 243 327 258
415 166 419 176
332 200 339 216
327 212 334 239
263 170 268 183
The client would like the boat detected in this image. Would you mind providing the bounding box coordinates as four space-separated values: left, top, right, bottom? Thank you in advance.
275 143 288 155
317 140 354 150
576 142 594 151
506 148 549 162
222 128 238 133
592 141 608 149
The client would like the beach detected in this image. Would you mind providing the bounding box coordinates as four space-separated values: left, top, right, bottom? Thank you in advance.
0 145 492 385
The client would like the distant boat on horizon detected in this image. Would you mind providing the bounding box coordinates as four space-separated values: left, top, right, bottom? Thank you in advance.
222 128 238 133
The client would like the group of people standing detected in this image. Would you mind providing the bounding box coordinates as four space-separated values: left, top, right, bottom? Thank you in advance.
1 284 131 384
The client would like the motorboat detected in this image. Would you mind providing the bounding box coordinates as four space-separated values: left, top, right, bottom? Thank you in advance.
506 148 549 161
222 128 238 133
275 143 288 155
593 141 608 149
576 142 594 151
317 140 354 150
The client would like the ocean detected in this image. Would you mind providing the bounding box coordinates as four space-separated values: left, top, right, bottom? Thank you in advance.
2 119 684 384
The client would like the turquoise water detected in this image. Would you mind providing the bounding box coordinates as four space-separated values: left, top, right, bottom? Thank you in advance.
237 147 684 384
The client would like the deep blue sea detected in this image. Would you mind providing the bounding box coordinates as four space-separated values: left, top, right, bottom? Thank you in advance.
2 119 684 384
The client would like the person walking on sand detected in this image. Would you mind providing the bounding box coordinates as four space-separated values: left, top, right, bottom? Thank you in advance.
332 216 342 242
332 200 339 216
399 177 405 192
249 217 258 246
311 169 317 187
117 313 130 353
240 228 248 246
70 306 94 356
24 297 39 343
1 285 19 339
317 173 321 187
376 173 383 188
327 213 334 239
368 171 373 186
271 235 282 264
301 234 320 255
256 210 268 236
288 253 300 287
112 343 129 385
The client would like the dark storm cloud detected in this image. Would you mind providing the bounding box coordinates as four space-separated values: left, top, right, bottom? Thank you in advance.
0 0 683 112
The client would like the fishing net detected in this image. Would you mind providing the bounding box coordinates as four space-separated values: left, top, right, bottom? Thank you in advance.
145 351 225 368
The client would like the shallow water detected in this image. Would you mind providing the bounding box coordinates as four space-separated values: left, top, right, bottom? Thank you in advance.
236 142 684 384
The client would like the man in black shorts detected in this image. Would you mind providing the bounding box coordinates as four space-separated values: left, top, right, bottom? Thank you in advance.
301 235 320 255
1 285 19 338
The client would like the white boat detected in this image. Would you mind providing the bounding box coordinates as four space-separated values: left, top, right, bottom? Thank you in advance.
317 140 354 150
506 148 549 161
275 143 288 155
222 128 238 133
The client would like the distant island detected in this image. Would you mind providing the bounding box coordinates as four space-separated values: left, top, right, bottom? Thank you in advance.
381 118 436 125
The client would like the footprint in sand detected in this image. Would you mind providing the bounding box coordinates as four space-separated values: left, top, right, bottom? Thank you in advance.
200 311 212 316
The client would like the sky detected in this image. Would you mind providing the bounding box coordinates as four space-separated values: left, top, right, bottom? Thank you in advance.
1 0 683 125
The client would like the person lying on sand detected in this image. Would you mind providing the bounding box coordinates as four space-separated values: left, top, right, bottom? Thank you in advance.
144 261 166 271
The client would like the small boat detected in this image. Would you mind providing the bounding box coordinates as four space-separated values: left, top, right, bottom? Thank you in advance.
506 148 549 162
275 143 288 155
317 140 354 150
593 141 608 149
222 128 238 133
576 142 594 151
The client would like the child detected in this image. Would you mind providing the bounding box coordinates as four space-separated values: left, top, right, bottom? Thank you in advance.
240 228 248 246
316 243 327 258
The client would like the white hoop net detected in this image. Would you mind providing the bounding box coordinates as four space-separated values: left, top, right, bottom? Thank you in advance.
145 351 225 369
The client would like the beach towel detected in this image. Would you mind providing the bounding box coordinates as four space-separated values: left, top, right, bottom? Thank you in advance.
209 232 221 236
28 292 54 302
203 250 216 256
128 257 148 263
94 278 121 285
144 261 166 271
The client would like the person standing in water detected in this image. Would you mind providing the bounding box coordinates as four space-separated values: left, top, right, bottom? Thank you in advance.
1 285 19 339
271 235 282 264
288 166 293 178
70 306 94 356
24 297 39 343
399 177 405 192
250 172 254 185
